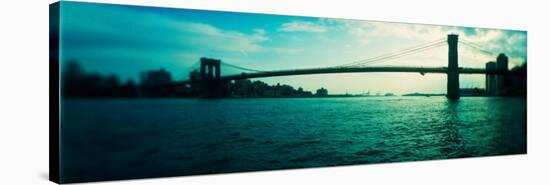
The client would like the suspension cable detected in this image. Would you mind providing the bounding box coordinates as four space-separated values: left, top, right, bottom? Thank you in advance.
195 37 455 74
458 40 497 56
335 37 446 67
340 40 446 67
220 62 267 73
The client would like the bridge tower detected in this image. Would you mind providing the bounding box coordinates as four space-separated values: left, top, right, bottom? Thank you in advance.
447 34 460 100
200 57 222 98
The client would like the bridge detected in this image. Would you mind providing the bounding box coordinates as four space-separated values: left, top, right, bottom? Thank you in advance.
217 66 489 81
176 34 514 99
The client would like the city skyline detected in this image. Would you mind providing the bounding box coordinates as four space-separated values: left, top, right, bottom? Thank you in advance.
59 2 527 94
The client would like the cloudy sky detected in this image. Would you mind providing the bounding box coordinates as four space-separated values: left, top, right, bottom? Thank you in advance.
59 1 527 94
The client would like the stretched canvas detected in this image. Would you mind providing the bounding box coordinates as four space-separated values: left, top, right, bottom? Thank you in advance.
50 1 527 183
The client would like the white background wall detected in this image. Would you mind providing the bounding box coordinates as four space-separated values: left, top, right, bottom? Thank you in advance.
0 0 548 184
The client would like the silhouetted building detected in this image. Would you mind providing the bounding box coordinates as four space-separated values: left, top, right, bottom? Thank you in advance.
496 53 509 95
315 87 328 96
120 80 139 97
460 88 485 96
189 70 201 81
508 63 527 96
485 54 526 97
225 79 316 98
140 68 173 97
485 61 497 95
296 87 313 97
140 68 172 86
62 61 138 97
183 69 202 96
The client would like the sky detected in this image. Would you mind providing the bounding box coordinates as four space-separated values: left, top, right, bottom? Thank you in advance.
59 1 527 94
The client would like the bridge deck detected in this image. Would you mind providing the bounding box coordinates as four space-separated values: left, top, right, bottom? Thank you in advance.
220 66 488 81
178 66 499 84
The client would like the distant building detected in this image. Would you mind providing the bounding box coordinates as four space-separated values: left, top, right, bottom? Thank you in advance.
485 53 526 96
459 88 485 96
485 61 497 95
497 53 509 72
189 69 200 81
140 68 172 86
384 93 395 96
315 87 328 96
496 53 509 95
140 68 173 97
508 63 527 96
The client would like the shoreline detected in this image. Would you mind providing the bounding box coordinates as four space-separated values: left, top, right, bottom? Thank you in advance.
62 94 526 100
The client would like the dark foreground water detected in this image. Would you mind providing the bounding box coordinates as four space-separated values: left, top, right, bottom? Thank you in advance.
60 97 526 183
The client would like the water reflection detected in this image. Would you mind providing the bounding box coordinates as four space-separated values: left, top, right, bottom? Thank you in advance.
440 100 467 158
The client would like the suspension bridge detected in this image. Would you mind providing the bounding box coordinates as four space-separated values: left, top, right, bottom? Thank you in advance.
175 34 513 99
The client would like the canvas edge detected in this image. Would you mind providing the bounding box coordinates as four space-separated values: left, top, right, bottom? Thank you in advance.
49 1 61 184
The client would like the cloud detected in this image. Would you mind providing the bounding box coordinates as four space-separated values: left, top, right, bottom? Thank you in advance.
329 19 526 68
273 47 302 54
358 38 370 45
61 3 269 58
174 22 269 52
59 2 273 80
337 20 448 42
278 21 326 32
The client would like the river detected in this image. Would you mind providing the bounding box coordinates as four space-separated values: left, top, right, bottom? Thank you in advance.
60 96 527 182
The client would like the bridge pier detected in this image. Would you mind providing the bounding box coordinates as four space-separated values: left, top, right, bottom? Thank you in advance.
447 34 460 100
200 57 222 98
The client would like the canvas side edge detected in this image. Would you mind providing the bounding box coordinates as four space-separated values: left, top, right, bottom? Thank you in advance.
49 1 61 184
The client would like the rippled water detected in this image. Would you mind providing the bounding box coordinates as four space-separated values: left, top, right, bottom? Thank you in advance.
60 97 526 182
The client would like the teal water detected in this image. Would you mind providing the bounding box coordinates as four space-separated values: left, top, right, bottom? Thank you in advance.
60 97 526 183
